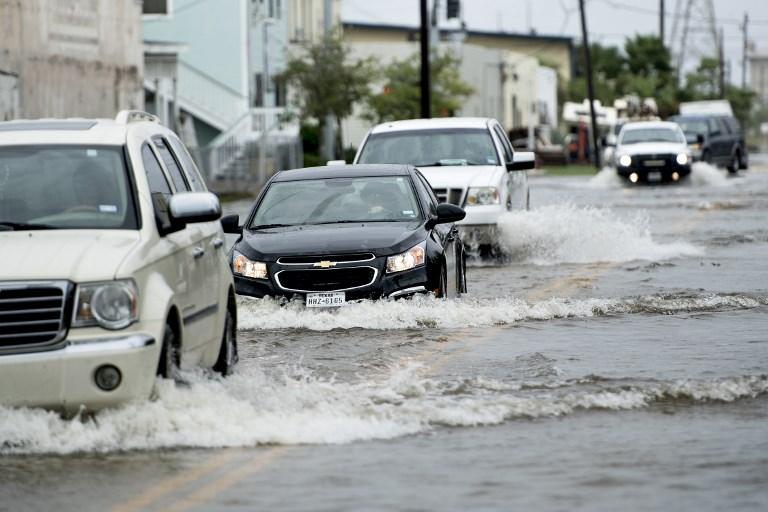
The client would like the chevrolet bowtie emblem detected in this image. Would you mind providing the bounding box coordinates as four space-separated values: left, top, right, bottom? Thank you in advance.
313 260 337 268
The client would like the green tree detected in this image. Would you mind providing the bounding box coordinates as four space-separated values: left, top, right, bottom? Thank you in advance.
280 35 374 156
363 52 473 123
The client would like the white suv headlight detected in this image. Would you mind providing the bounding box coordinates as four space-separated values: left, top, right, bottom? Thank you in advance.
676 153 689 165
618 154 632 167
232 250 268 279
386 242 426 273
465 187 500 206
73 280 138 330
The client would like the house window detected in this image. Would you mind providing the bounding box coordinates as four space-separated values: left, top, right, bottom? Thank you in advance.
143 0 171 15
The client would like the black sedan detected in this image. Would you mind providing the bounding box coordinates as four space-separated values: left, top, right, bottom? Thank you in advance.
221 164 468 306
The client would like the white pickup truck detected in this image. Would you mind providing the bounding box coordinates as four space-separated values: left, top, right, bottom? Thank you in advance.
354 117 533 253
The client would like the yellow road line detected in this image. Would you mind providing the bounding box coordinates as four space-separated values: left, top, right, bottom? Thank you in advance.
111 448 239 512
164 447 288 512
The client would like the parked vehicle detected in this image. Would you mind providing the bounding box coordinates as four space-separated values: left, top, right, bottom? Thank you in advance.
613 121 692 184
352 118 534 253
669 114 748 172
0 111 237 413
224 164 467 305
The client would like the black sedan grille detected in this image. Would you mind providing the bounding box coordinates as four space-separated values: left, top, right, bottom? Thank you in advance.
278 253 374 265
275 267 377 292
0 282 70 350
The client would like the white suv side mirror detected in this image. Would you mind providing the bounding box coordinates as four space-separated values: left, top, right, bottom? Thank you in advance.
507 152 535 171
169 192 222 225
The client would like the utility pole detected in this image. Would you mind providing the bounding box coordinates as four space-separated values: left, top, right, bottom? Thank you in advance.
659 0 665 45
322 0 335 160
578 0 600 170
718 27 725 96
420 0 431 118
742 12 749 88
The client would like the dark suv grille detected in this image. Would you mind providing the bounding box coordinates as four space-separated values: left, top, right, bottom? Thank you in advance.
636 154 675 167
0 282 71 351
276 267 377 292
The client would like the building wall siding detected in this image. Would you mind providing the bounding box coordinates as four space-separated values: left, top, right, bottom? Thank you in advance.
0 0 143 119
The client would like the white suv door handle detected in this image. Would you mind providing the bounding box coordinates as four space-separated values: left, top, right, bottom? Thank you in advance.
212 238 224 249
193 246 206 259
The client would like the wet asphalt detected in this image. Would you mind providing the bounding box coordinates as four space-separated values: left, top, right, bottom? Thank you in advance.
1 161 767 512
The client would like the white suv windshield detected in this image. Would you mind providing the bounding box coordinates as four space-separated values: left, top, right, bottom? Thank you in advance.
358 129 500 167
0 146 138 230
250 176 421 228
619 128 685 145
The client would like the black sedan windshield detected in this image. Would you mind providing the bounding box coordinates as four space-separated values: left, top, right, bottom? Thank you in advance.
250 176 421 228
0 146 138 230
357 129 500 167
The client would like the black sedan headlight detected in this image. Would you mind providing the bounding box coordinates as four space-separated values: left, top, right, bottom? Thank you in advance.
232 250 268 279
386 242 426 273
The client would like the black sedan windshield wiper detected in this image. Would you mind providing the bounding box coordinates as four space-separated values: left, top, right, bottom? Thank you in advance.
0 221 59 231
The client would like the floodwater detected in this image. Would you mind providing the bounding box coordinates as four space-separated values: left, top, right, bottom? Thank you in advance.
1 162 767 511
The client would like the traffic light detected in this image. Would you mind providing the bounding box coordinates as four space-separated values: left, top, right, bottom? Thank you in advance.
446 0 460 19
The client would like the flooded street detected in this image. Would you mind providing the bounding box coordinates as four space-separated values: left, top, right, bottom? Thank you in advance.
2 163 767 511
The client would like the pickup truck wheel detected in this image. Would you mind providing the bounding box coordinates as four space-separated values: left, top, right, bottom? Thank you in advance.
702 150 712 164
213 309 238 376
157 324 180 380
727 152 739 173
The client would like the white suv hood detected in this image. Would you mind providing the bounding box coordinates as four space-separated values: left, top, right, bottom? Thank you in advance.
418 165 504 189
0 230 141 282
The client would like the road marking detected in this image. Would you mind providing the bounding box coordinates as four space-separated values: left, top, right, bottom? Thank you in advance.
111 449 239 512
164 447 288 512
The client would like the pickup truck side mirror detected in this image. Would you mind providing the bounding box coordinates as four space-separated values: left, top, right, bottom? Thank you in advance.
696 134 705 144
169 192 221 225
220 214 242 234
506 151 535 171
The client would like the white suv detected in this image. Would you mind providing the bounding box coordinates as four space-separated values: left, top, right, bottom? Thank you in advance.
0 111 237 413
354 117 534 252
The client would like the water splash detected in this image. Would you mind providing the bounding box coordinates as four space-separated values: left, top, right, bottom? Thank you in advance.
496 204 702 265
1 365 764 455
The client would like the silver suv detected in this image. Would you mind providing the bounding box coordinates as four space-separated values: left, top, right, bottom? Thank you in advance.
0 111 237 413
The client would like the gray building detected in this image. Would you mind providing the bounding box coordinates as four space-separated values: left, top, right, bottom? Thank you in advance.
0 0 144 120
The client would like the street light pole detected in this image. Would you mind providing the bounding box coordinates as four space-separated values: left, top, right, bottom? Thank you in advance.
322 0 335 159
420 0 431 119
578 0 601 170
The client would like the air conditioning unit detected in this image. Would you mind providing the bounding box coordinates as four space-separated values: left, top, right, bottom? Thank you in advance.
143 0 170 16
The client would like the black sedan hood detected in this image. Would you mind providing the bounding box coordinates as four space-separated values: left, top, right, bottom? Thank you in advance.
237 222 426 259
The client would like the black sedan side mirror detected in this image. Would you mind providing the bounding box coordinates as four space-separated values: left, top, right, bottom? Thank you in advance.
220 214 242 234
506 151 536 171
428 203 465 228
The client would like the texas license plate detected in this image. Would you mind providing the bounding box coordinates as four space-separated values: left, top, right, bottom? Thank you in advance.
644 159 665 167
306 292 346 307
647 171 662 182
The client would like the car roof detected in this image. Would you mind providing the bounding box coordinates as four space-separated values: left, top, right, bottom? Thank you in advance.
369 117 492 134
272 164 412 182
0 118 130 146
621 121 681 131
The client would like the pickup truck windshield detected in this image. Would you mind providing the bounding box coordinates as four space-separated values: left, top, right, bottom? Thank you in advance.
0 146 138 230
357 128 500 167
619 128 685 145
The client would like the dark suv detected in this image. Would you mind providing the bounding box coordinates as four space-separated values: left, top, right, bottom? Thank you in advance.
669 115 748 173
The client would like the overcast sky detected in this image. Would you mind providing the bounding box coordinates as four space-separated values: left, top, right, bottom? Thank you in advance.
342 0 768 84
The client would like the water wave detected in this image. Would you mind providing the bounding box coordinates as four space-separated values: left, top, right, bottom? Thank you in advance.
235 292 766 331
2 365 764 455
496 203 702 265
